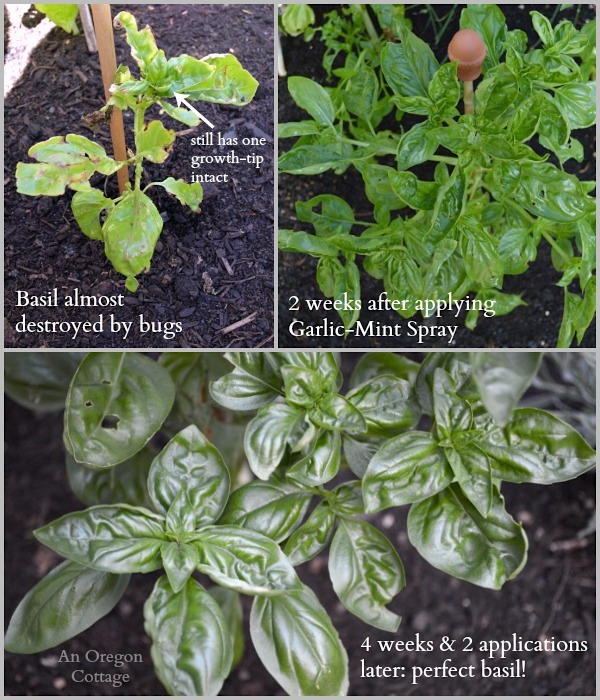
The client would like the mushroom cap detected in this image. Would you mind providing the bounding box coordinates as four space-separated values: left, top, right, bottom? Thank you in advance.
448 29 487 81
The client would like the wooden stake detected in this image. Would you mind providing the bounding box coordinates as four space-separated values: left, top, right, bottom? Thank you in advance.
463 80 474 115
90 4 129 193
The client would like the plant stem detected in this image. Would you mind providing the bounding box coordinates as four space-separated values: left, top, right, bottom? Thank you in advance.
502 196 535 224
463 81 474 114
541 229 571 263
359 4 380 44
133 103 146 192
430 155 459 165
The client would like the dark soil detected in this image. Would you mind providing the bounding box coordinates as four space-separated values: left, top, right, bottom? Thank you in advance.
4 4 274 348
278 4 596 349
4 353 596 696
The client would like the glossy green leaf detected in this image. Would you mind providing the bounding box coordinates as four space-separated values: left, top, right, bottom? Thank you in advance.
5 561 128 653
331 481 365 516
279 143 353 175
210 357 281 411
334 260 361 331
35 505 166 573
183 53 258 105
35 4 79 33
470 353 542 427
160 542 198 593
194 525 301 595
250 586 349 696
343 65 379 123
296 194 356 237
102 189 164 287
66 449 153 509
350 352 419 388
287 430 341 486
310 393 366 433
281 365 324 408
4 352 81 411
415 352 475 414
288 76 335 127
283 503 336 566
553 82 596 129
208 587 245 670
427 167 466 244
71 189 114 240
381 30 438 98
460 4 507 69
408 484 528 590
148 424 230 527
135 120 175 163
153 177 203 212
433 368 473 437
330 519 404 632
144 576 232 696
279 120 322 138
364 431 453 511
396 122 437 171
245 403 304 479
446 444 493 517
281 3 315 35
159 99 201 127
279 229 339 257
389 170 439 210
343 432 386 479
65 352 174 468
459 217 503 286
482 408 596 484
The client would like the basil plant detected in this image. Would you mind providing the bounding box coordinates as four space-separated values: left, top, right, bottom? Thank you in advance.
5 351 595 696
279 4 596 346
16 11 258 291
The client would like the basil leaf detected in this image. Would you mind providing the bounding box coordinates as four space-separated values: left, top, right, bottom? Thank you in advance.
446 445 493 517
279 229 340 257
482 408 596 484
160 542 198 593
350 353 419 387
433 368 473 437
343 65 379 123
329 519 404 632
210 368 280 412
347 375 421 437
65 352 175 468
460 4 507 70
144 576 232 696
470 353 542 427
408 485 528 590
244 403 304 479
250 586 349 695
5 561 129 653
66 449 153 509
34 505 166 573
4 352 82 411
553 82 596 129
364 431 453 511
288 76 335 127
310 393 366 433
296 194 357 237
283 503 336 565
331 481 365 516
427 167 466 244
219 476 313 542
208 586 245 670
415 352 475 414
281 365 324 408
343 432 387 479
381 30 439 99
194 525 301 595
287 429 341 486
148 425 230 527
165 490 196 536
396 121 437 171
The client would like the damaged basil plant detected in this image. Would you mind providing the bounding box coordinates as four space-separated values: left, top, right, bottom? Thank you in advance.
5 351 596 695
16 11 258 291
279 5 596 346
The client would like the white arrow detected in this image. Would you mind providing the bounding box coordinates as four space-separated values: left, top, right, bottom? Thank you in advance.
173 92 215 129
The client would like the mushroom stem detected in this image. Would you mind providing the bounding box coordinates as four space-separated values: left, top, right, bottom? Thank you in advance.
463 80 474 115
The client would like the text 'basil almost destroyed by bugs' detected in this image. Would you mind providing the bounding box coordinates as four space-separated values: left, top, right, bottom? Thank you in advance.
4 351 596 695
16 11 258 292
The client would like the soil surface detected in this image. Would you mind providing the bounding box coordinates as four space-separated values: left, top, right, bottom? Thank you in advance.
4 352 596 696
278 4 596 349
4 4 274 348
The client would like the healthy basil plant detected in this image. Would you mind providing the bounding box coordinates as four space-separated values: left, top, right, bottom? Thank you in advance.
15 11 258 292
5 350 595 696
279 4 596 346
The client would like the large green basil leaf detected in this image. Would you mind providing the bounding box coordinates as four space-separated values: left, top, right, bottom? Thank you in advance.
331 481 365 516
460 4 507 70
310 393 366 433
329 519 404 632
482 408 596 484
66 449 153 509
34 505 166 573
148 425 230 527
219 476 312 542
268 352 341 388
415 352 475 414
4 352 82 411
281 3 315 35
427 167 466 244
5 561 129 654
283 502 336 565
279 143 354 176
210 354 281 411
458 217 503 286
160 542 198 593
296 194 356 237
350 353 419 387
396 122 437 171
65 352 175 468
381 30 438 98
71 189 114 240
389 170 439 210
333 260 362 331
347 375 420 437
144 576 232 696
364 431 453 511
281 365 324 408
470 353 542 427
244 403 304 479
102 189 164 291
433 368 473 438
343 432 387 479
343 65 379 123
250 586 349 695
194 525 301 595
208 586 245 670
553 82 596 129
446 445 492 517
287 429 341 486
408 485 528 589
288 76 335 127
356 162 404 223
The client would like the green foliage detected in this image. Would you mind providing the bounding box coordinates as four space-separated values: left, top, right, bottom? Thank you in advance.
279 4 596 346
35 4 79 34
16 10 258 291
5 351 595 695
